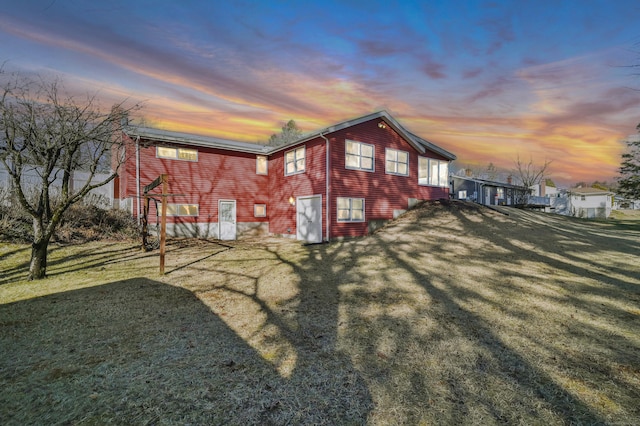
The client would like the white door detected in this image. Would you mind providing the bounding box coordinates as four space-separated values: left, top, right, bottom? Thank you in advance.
296 195 322 243
219 200 236 240
485 187 492 206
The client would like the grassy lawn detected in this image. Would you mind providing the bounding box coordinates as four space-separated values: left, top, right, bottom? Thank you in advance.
1 202 639 425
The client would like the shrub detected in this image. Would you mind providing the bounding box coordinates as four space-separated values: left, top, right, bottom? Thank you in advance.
0 188 138 244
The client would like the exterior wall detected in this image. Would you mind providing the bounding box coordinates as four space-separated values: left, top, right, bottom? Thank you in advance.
0 161 113 208
118 117 455 241
451 177 524 206
119 136 269 236
570 193 612 218
451 178 480 202
268 138 327 238
327 119 449 239
115 135 138 212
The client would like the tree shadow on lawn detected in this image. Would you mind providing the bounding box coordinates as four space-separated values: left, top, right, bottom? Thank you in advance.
0 278 372 425
0 243 145 285
330 204 639 424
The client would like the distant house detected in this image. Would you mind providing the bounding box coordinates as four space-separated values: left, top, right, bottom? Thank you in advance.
0 161 114 208
114 111 456 242
567 187 613 218
450 175 528 207
613 195 640 210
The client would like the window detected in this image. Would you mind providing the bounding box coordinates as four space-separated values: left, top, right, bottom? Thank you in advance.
285 146 305 175
458 190 467 199
157 146 197 161
386 148 409 176
581 195 586 201
254 204 266 217
337 197 365 222
256 155 268 175
157 203 199 216
418 157 449 187
345 140 374 171
497 188 504 198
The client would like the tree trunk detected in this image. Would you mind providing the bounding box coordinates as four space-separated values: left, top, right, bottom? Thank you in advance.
29 237 50 280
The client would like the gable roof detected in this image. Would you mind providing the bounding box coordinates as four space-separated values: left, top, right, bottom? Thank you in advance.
124 111 456 160
268 110 456 160
569 187 613 195
125 127 269 155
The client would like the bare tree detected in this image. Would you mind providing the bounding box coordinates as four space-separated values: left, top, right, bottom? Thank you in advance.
0 70 139 280
512 155 552 204
486 162 498 181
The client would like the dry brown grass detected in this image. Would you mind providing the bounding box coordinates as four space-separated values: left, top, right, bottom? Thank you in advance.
1 201 639 425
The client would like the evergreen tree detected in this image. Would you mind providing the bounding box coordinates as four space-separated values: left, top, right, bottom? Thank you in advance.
618 130 640 199
268 119 303 147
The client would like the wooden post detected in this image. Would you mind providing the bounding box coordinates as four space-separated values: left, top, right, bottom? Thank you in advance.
159 174 168 274
141 196 150 251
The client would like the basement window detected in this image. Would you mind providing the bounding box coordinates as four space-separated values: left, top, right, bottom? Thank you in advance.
157 146 198 161
157 203 199 216
337 197 365 222
254 204 266 217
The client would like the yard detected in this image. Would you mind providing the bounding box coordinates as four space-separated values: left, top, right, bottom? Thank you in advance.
1 201 639 425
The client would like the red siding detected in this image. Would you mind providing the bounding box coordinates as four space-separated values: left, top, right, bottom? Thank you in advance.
120 136 268 226
118 115 451 240
327 118 449 238
268 138 327 237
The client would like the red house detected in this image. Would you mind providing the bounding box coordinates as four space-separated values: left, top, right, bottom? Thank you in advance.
115 111 456 242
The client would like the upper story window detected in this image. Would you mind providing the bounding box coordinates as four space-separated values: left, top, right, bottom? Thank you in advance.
345 140 374 172
256 155 268 175
385 148 409 176
157 146 198 161
418 157 449 187
285 146 305 175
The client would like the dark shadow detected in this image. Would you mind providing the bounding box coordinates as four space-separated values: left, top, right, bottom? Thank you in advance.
0 278 372 424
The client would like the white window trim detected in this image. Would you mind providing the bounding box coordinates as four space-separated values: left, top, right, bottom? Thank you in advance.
336 197 365 223
157 203 199 216
284 146 306 176
256 155 268 175
385 148 409 176
418 157 449 188
254 204 267 217
345 140 375 172
156 146 198 162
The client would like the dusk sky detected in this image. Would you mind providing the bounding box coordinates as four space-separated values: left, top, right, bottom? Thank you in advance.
2 0 640 185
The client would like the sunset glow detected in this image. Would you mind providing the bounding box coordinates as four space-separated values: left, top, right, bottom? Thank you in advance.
2 0 639 185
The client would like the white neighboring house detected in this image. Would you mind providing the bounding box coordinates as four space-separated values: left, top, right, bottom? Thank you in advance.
567 187 613 219
0 163 114 208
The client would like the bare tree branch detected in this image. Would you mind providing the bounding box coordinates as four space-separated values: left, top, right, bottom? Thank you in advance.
0 68 141 279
